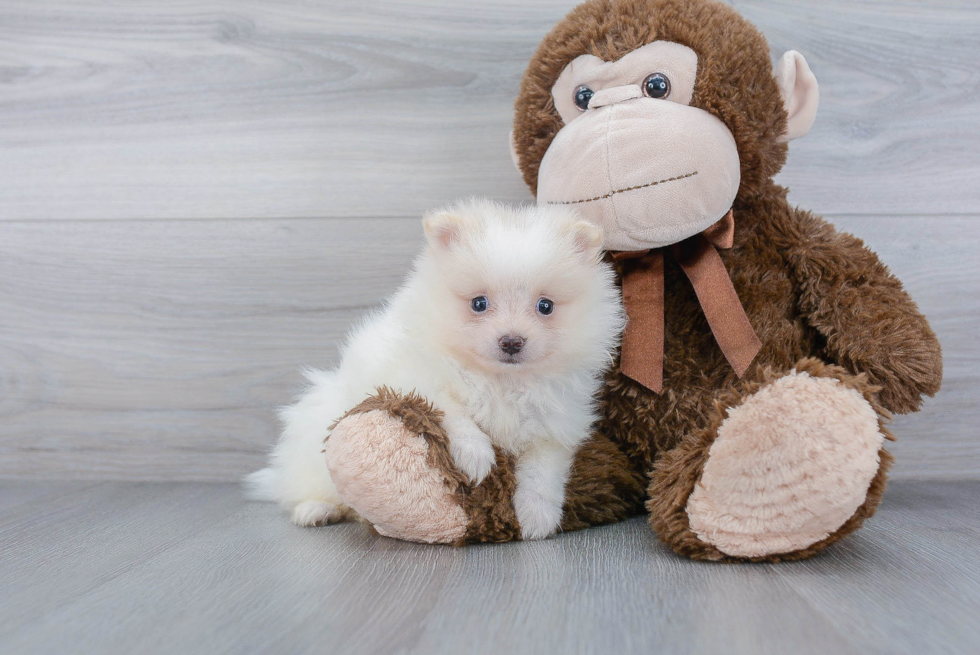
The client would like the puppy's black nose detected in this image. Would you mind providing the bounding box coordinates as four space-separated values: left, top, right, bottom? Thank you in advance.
499 335 525 355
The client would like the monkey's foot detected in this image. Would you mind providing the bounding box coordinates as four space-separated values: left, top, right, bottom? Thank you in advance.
324 388 646 546
324 391 469 545
650 359 892 561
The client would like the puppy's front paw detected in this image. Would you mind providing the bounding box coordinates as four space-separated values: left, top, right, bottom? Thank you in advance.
448 431 496 486
514 487 563 540
290 499 347 527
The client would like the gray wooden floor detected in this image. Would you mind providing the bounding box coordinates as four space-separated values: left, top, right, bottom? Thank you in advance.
1 480 978 655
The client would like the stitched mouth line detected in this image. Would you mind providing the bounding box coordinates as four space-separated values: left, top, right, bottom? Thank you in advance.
548 171 699 205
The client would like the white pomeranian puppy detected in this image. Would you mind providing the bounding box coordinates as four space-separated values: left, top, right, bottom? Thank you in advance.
247 198 624 540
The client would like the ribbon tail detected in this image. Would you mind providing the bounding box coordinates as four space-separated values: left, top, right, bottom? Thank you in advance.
619 251 664 393
676 236 762 377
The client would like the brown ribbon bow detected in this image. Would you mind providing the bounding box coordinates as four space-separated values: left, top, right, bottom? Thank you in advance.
611 210 762 393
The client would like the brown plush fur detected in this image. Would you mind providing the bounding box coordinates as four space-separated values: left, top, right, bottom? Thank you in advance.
457 431 648 544
560 434 648 532
339 0 942 561
456 432 649 544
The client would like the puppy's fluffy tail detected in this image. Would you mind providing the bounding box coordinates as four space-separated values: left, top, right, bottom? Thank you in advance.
242 467 279 502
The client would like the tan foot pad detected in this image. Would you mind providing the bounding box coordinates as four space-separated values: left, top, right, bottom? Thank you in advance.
325 410 467 544
686 371 885 558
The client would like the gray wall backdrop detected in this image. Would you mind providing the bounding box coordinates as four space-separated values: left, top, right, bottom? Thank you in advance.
0 0 977 481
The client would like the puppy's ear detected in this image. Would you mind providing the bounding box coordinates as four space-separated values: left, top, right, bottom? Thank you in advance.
422 211 471 250
568 220 604 261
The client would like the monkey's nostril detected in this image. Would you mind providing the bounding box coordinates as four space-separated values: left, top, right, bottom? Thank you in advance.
499 336 525 355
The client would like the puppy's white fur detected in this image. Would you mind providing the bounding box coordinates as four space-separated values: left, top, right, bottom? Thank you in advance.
246 199 624 540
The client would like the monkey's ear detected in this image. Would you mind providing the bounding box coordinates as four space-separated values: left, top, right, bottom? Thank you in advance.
423 210 471 250
775 51 819 142
508 129 521 172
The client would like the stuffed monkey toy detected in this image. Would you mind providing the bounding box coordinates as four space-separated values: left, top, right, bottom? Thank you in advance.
321 0 942 561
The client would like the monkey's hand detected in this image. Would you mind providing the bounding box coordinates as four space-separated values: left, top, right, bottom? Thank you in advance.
786 210 942 414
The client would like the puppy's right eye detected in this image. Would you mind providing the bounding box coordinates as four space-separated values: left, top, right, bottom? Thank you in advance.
573 85 594 111
470 296 488 313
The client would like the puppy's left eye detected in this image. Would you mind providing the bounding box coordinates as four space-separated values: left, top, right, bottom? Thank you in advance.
537 298 554 315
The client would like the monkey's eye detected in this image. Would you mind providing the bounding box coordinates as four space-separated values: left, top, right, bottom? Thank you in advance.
537 298 555 315
471 296 489 313
642 73 670 99
573 85 594 111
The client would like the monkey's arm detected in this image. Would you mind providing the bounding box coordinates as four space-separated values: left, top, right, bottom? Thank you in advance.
783 209 942 414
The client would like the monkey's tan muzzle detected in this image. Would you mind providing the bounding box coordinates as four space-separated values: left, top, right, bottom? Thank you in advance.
537 91 740 252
